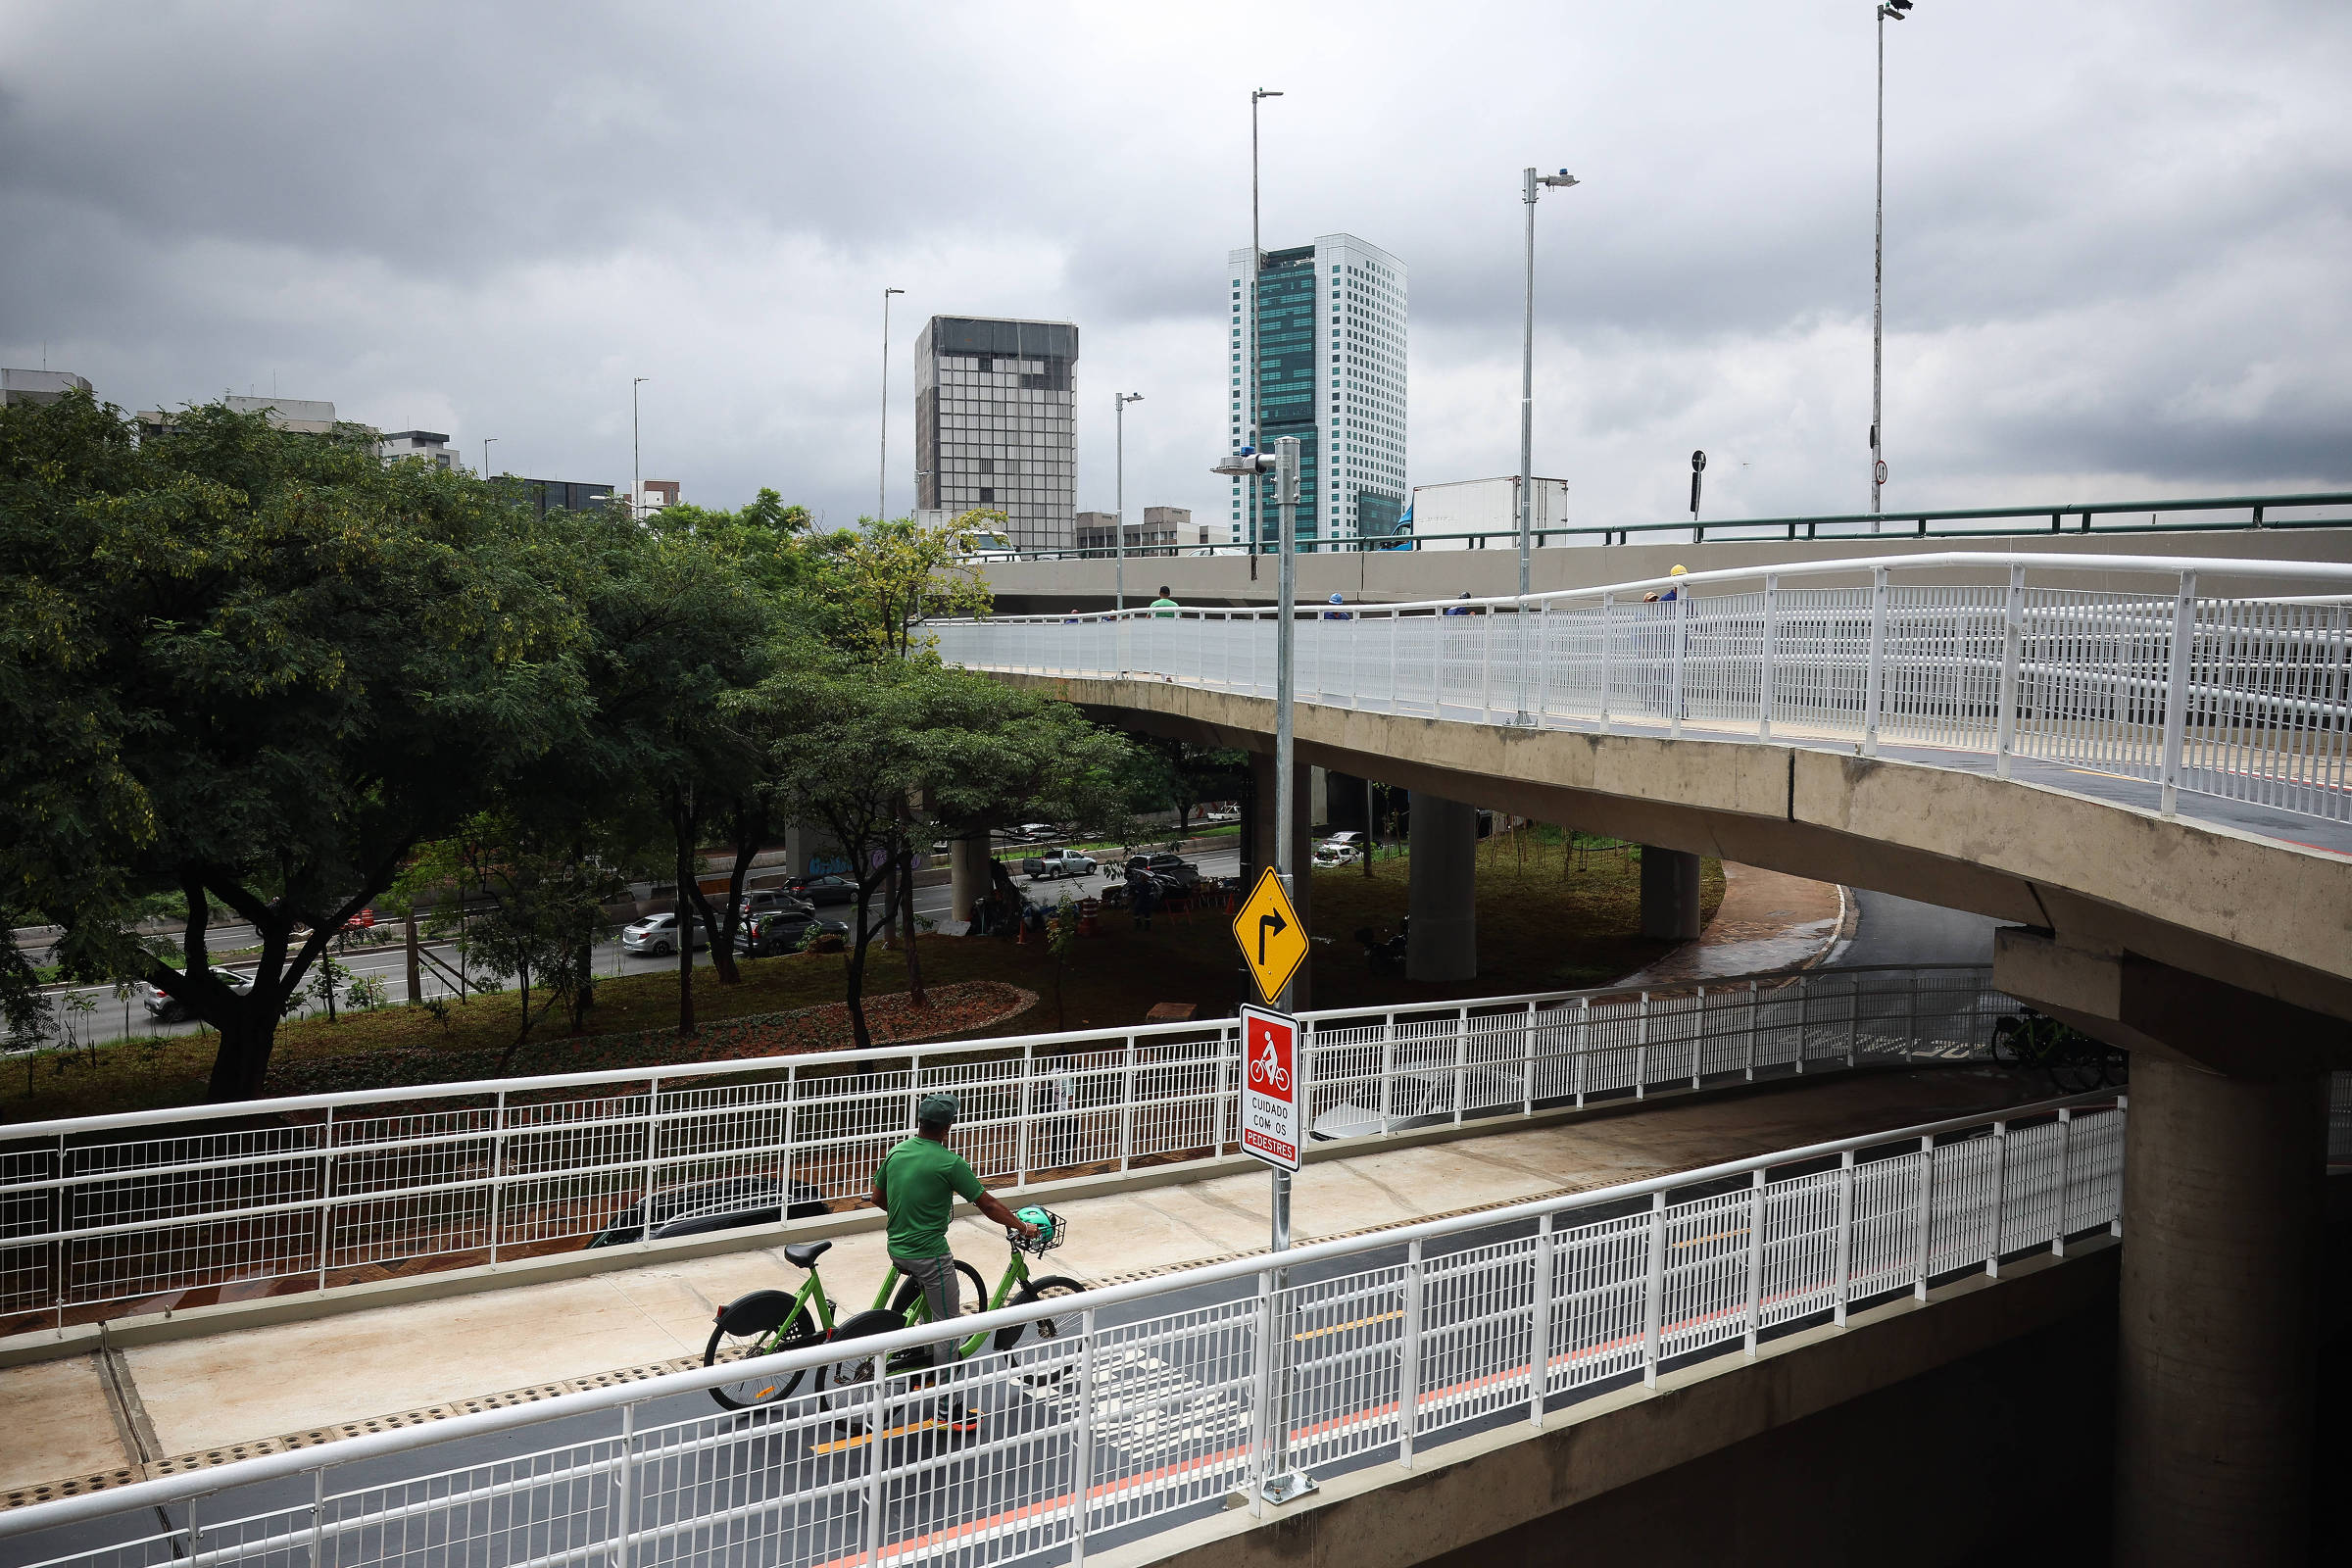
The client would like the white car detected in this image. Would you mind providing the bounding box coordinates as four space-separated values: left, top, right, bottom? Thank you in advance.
142 968 255 1022
620 912 710 956
1310 1065 1528 1142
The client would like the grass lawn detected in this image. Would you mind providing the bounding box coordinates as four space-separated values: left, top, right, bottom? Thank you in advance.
2 833 1719 1124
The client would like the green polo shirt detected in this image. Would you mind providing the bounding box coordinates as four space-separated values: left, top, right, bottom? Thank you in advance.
874 1135 985 1258
1151 597 1178 618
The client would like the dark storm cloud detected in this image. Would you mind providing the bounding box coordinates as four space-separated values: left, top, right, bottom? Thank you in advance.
4 0 2348 530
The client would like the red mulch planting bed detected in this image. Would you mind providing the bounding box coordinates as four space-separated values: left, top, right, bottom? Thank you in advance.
262 980 1041 1098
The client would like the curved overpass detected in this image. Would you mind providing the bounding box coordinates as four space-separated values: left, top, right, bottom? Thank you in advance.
943 548 2352 1058
943 548 2352 1557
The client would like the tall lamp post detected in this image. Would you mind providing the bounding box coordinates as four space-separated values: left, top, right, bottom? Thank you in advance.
631 377 648 520
1114 392 1145 610
1518 167 1578 724
1247 88 1283 571
1212 434 1308 1504
481 436 497 478
1872 0 1915 527
879 287 905 524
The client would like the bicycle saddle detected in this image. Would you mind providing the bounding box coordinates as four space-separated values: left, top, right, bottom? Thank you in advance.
783 1240 833 1269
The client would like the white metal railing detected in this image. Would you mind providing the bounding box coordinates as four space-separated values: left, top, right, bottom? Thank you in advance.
0 1089 2129 1567
0 967 2015 1333
933 553 2352 824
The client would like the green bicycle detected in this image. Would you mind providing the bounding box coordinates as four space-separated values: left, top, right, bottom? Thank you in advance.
1990 1008 2126 1095
703 1205 1083 1411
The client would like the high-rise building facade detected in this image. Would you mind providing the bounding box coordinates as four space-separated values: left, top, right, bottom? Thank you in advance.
1225 234 1406 547
913 316 1078 551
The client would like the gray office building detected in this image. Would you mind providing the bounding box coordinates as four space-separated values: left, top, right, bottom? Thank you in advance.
913 316 1078 551
2 368 94 406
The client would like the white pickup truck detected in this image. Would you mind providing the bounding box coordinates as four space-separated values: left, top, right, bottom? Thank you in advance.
1020 848 1098 881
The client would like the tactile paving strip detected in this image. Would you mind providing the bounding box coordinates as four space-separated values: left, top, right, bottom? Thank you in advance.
3 1353 708 1510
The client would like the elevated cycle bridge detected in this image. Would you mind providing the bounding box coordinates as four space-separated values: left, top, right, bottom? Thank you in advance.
937 546 2352 1563
0 961 2165 1567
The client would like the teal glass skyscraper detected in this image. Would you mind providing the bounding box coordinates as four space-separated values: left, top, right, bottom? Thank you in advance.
1226 234 1407 548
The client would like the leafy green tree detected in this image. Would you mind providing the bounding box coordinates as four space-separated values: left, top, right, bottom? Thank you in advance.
0 392 595 1099
305 955 354 1023
753 653 1140 1046
1134 740 1252 841
406 813 623 1063
571 527 781 1026
648 487 812 597
805 513 994 661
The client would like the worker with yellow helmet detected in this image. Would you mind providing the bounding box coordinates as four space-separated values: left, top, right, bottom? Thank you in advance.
1643 564 1690 604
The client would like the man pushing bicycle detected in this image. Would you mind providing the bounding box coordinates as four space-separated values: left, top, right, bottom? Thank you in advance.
871 1093 1041 1368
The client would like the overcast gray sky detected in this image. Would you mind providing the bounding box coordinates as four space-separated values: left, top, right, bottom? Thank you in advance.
5 0 2348 531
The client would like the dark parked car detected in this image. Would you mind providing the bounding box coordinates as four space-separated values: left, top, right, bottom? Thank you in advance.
587 1175 830 1249
738 888 816 923
141 968 254 1021
1125 853 1201 890
734 908 850 957
784 873 858 906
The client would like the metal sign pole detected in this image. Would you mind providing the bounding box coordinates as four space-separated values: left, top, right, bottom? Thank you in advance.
1263 435 1312 1504
1206 437 1310 1502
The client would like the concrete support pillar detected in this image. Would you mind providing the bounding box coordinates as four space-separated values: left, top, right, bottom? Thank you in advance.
1324 769 1371 837
1638 846 1702 942
2114 1056 2326 1567
948 836 991 924
1406 792 1478 982
1246 751 1277 889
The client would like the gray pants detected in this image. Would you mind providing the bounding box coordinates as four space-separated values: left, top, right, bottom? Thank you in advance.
892 1252 962 1369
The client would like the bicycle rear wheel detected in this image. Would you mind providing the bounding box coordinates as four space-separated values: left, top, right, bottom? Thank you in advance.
2049 1047 2109 1097
704 1301 825 1410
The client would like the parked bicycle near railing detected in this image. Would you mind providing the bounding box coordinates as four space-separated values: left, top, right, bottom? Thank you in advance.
1990 1007 2128 1094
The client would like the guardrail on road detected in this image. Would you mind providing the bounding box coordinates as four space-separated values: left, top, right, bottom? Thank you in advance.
935 551 2352 826
0 966 2016 1335
996 488 2352 558
0 1089 2128 1566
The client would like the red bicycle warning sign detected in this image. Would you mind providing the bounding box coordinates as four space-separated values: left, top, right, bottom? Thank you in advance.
1240 1004 1302 1171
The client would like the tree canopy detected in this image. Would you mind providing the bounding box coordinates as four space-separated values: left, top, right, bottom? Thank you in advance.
1 398 1146 1100
2 391 596 1097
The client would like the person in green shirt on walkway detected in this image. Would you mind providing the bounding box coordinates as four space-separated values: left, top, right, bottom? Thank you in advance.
871 1093 1040 1369
1151 587 1179 618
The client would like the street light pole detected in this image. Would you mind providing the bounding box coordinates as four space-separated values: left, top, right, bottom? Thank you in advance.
1873 2 1914 527
482 436 496 478
631 376 647 520
880 287 905 523
1209 433 1312 1506
1249 88 1282 574
1519 167 1578 724
1115 392 1145 611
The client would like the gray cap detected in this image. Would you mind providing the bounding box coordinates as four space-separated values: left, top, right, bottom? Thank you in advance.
917 1093 961 1126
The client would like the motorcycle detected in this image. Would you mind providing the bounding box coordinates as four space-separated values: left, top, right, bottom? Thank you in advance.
1353 920 1407 976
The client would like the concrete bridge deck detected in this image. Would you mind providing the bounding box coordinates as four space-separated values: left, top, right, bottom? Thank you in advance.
1 1063 2047 1508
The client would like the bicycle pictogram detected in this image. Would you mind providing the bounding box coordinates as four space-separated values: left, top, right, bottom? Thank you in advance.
1250 1032 1291 1093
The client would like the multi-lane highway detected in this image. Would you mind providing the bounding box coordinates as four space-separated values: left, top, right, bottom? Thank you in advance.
14 841 1245 1054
